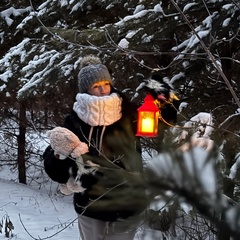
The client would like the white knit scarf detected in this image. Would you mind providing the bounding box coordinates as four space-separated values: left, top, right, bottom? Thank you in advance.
73 93 122 126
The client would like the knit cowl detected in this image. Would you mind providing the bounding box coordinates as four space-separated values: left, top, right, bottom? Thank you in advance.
73 93 122 126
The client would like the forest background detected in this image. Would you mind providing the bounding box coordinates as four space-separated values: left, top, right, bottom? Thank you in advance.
0 0 240 239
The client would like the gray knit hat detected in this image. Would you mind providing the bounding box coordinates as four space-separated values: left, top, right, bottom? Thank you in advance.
78 55 112 93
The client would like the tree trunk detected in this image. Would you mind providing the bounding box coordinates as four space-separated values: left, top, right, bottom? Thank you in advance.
17 101 27 184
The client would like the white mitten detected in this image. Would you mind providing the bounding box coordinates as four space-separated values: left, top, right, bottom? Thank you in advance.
59 176 86 195
66 176 86 193
59 183 74 195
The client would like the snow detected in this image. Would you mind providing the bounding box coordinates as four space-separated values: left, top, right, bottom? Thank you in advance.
126 30 141 39
141 34 153 43
118 38 129 49
170 72 185 84
115 9 149 26
171 12 216 54
70 2 81 13
133 5 145 14
0 38 30 69
38 1 50 16
179 112 214 140
222 4 233 10
222 17 231 27
202 14 215 29
60 0 69 7
0 7 31 26
0 171 161 239
115 2 166 28
0 70 13 83
229 153 240 179
0 32 4 44
16 14 34 30
153 4 163 13
0 84 7 92
187 29 210 48
0 178 79 240
183 3 197 12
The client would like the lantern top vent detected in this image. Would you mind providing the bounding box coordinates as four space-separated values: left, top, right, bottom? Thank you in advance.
137 94 159 112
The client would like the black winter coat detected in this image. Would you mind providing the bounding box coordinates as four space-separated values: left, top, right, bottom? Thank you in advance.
43 88 143 222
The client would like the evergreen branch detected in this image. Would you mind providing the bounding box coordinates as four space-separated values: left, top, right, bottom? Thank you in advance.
170 0 240 108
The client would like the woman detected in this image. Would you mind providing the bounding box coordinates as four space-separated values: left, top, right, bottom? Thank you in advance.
43 55 144 240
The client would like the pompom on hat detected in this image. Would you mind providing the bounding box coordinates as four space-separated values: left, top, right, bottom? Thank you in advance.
78 55 112 93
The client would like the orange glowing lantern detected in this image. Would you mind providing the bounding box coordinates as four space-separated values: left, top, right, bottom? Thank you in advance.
136 94 159 137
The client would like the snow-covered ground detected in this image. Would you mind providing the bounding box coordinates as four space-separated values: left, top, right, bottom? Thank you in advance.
0 177 79 240
0 169 159 240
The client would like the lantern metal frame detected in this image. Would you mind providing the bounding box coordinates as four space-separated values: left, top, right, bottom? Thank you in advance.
136 94 159 137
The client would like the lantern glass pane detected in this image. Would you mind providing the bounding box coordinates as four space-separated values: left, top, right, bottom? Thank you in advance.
140 112 155 133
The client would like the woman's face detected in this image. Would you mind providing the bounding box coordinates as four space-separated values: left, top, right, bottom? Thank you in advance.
87 80 111 96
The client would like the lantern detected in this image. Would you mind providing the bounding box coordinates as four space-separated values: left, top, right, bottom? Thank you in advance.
136 94 159 137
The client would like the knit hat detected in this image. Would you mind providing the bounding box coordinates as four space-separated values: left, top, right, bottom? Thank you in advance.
78 55 112 93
